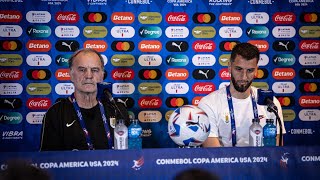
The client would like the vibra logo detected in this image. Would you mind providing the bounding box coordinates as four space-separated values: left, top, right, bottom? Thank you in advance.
138 54 162 66
193 13 215 24
165 82 189 94
55 25 80 38
111 12 135 24
192 82 215 94
299 40 319 52
300 12 320 23
138 12 162 24
0 54 23 66
277 96 295 107
246 26 269 38
219 12 242 24
55 40 79 52
272 12 296 24
272 26 296 38
83 40 107 52
27 69 51 80
165 68 189 80
192 96 203 106
272 68 295 80
2 131 23 140
27 40 51 52
193 69 215 80
166 41 188 52
55 83 74 95
0 83 23 95
139 69 162 80
138 40 162 52
112 68 134 80
26 25 51 38
111 41 134 52
219 26 242 38
0 25 22 37
192 54 216 66
165 97 188 108
0 40 22 51
166 12 188 24
27 98 51 110
299 54 320 66
138 110 162 123
245 12 269 24
138 97 162 108
192 40 215 52
166 55 189 66
0 10 22 23
219 68 230 80
0 69 22 81
83 12 107 23
55 69 70 81
299 96 320 108
248 40 269 52
219 41 240 51
299 82 319 93
272 40 295 51
165 26 189 38
111 26 135 38
55 11 79 24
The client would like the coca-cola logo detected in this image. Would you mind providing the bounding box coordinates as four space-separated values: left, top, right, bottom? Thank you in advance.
111 68 134 80
192 82 215 94
299 40 320 52
166 12 188 24
0 69 22 80
219 68 231 80
138 97 162 108
192 40 215 52
27 98 51 110
272 12 296 24
55 12 79 23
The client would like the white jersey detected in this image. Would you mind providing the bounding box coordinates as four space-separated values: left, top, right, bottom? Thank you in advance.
198 86 286 147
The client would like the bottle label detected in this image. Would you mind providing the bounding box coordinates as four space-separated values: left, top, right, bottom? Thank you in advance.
115 130 128 150
129 127 142 138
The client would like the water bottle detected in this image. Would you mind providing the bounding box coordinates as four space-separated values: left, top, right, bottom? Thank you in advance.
263 119 277 146
249 118 263 147
114 119 128 150
128 119 142 149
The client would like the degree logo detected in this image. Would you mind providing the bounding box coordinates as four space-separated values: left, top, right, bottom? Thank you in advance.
27 69 51 80
276 96 295 107
165 97 188 108
219 41 240 52
111 12 135 24
193 12 215 24
0 40 22 51
111 41 134 52
139 69 162 80
83 12 107 23
272 54 295 66
27 40 51 52
299 82 320 93
139 26 162 38
300 12 320 23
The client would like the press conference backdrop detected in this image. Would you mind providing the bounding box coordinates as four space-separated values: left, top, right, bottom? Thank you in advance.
0 0 319 152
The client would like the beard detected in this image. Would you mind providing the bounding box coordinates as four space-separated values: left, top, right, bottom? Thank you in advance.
231 75 253 93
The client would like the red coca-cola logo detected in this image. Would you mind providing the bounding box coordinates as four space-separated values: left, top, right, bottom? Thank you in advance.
111 68 134 80
272 12 296 24
219 68 231 80
0 69 22 80
192 82 215 94
138 97 162 108
55 11 79 23
166 12 188 24
192 40 215 52
299 40 320 52
27 98 51 110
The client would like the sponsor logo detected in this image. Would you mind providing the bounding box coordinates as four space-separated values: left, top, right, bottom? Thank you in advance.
55 11 79 24
299 68 320 79
55 69 70 81
111 12 135 24
299 82 319 93
272 40 295 51
219 68 230 80
165 110 174 121
110 26 135 38
0 98 22 109
55 40 79 52
192 96 203 106
0 69 22 80
193 82 215 94
0 83 23 95
1 131 23 140
0 112 22 124
139 69 162 80
26 83 51 95
165 26 189 38
219 41 240 51
219 54 230 66
26 11 51 23
248 40 269 52
246 26 269 38
299 26 320 38
166 54 189 66
83 12 107 23
55 54 71 67
83 26 107 38
300 12 320 23
138 54 162 66
166 41 188 52
111 41 134 52
272 26 296 38
258 54 269 67
112 83 135 95
165 82 189 94
138 110 162 123
165 68 188 80
192 54 216 66
299 54 320 66
272 12 296 24
26 112 46 124
0 54 22 66
192 26 216 38
138 96 162 108
272 82 296 94
248 0 273 4
219 12 242 24
55 25 80 38
0 10 22 23
282 109 296 122
138 12 162 24
299 40 319 52
139 26 162 38
245 12 269 24
166 12 188 24
299 96 320 108
27 69 51 80
272 54 295 66
192 40 215 52
193 13 215 24
115 97 134 108
55 83 74 95
255 68 268 79
0 40 22 51
272 68 295 80
26 40 51 52
27 98 51 110
252 82 269 90
219 26 242 38
83 40 107 52
138 40 162 52
87 0 107 5
111 54 135 66
166 97 188 108
112 68 134 80
0 25 22 37
132 156 144 171
193 69 215 80
26 25 51 38
138 82 162 95
299 109 320 121
276 96 295 107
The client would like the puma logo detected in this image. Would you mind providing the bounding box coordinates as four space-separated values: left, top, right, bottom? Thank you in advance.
66 120 76 127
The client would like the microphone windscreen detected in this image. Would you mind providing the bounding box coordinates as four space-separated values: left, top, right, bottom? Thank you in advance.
257 89 274 106
97 82 112 99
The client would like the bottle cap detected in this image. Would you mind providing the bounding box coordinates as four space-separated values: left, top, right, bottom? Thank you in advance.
252 118 260 123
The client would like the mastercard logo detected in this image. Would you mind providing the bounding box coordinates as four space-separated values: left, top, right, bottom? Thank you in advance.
219 41 240 51
83 12 107 23
111 41 134 52
27 69 51 80
0 40 22 51
299 82 319 93
300 12 320 23
192 13 215 24
165 97 188 108
276 96 295 107
138 69 162 80
255 68 268 79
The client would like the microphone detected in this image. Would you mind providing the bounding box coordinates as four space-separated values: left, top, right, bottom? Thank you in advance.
257 89 278 113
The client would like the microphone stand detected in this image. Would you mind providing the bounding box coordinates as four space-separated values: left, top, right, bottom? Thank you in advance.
267 106 283 146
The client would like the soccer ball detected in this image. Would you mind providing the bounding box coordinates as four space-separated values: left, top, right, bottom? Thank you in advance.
168 105 211 147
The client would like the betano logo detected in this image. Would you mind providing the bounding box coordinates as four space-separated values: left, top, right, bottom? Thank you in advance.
138 12 162 24
55 11 79 24
219 12 242 24
0 69 22 81
272 68 295 80
138 40 162 52
299 82 319 93
299 96 320 108
26 40 51 52
165 68 188 80
27 69 51 80
83 40 107 52
55 69 70 81
0 40 22 51
192 96 203 106
111 12 134 24
219 41 240 51
111 41 134 52
166 12 188 24
193 13 215 24
0 10 22 23
272 12 296 24
139 69 162 80
166 97 188 108
248 40 269 52
83 12 107 23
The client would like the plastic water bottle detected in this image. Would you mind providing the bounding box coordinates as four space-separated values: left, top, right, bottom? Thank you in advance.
249 118 263 147
114 119 128 150
263 119 277 146
128 119 142 149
